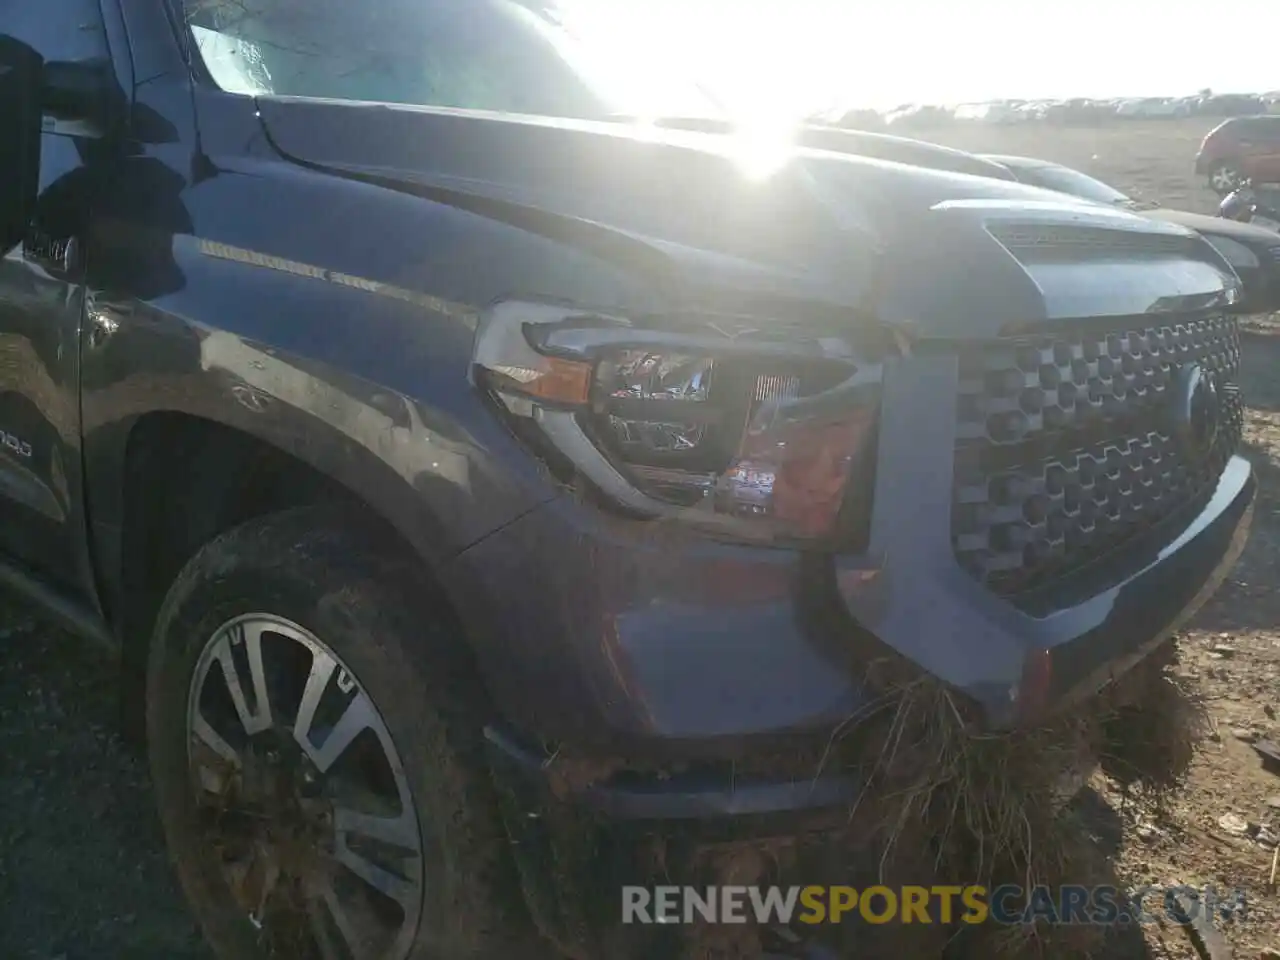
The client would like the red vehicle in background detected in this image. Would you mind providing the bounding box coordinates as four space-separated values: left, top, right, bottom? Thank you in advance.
1197 115 1280 193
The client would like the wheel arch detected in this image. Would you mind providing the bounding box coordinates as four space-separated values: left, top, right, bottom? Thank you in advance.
85 363 507 741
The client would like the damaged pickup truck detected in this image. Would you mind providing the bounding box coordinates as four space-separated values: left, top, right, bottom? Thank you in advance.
0 1 1253 959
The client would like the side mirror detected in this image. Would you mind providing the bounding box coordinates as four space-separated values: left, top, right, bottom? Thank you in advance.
0 35 42 254
44 58 126 136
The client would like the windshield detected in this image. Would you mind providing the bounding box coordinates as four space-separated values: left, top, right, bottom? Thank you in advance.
182 0 720 120
1019 164 1133 206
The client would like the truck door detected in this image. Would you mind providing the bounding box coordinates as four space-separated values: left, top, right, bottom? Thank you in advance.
0 1 119 591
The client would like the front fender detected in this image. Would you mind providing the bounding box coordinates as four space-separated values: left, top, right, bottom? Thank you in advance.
79 291 553 582
78 140 648 576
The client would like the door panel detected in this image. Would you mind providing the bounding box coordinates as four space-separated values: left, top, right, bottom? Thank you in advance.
0 0 117 591
0 134 91 581
1255 149 1280 183
1247 121 1280 183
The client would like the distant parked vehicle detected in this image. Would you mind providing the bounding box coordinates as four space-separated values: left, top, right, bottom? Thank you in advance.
883 103 953 129
1195 116 1280 193
1042 98 1110 125
983 154 1280 314
953 102 1018 123
836 107 886 131
1114 97 1192 120
1198 94 1268 117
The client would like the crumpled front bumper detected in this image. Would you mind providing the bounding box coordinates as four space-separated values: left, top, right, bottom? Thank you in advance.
458 344 1253 957
484 726 855 959
456 356 1254 759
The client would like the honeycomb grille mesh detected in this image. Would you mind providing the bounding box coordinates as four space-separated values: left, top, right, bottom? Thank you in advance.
951 315 1243 595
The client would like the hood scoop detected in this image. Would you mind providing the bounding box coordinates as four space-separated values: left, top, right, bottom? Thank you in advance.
986 223 1199 263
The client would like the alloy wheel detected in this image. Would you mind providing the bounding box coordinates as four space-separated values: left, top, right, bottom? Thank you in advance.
186 614 424 960
1210 163 1241 193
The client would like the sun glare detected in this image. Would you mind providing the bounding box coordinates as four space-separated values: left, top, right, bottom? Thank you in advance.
723 119 799 180
550 0 813 176
551 0 885 123
550 0 1272 120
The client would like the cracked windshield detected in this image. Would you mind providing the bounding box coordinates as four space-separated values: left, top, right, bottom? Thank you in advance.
183 0 719 119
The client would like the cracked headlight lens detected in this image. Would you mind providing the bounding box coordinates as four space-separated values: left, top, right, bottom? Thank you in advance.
472 300 885 547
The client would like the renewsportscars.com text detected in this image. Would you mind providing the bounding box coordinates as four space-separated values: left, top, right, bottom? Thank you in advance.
621 884 1246 926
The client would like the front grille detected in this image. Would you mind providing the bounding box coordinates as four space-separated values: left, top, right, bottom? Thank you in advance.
951 315 1243 596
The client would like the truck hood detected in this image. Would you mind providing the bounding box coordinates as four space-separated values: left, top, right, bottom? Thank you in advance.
621 115 1019 181
256 98 1239 337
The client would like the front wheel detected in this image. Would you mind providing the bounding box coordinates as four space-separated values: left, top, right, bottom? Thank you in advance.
145 508 529 960
1209 161 1244 194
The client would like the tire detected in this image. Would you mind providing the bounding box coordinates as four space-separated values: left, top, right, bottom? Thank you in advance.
145 507 530 960
1209 161 1243 194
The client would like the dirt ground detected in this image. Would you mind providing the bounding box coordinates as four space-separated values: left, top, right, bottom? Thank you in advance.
0 621 211 958
0 118 1277 959
926 117 1226 215
1094 314 1280 960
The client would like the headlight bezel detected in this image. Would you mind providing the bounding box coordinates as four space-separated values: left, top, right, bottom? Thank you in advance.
472 299 888 549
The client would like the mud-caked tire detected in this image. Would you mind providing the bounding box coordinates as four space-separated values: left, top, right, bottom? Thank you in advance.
145 507 534 959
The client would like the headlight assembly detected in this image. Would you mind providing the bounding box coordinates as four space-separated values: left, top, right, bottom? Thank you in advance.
472 300 886 547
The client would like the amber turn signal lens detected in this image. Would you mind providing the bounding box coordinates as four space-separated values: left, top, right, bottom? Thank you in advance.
522 356 593 404
486 355 593 404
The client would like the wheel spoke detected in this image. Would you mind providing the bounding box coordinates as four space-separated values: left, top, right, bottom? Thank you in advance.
315 694 377 772
334 805 419 851
333 830 420 911
293 647 337 755
192 711 242 769
305 895 349 960
294 648 377 773
212 620 273 736
307 877 378 960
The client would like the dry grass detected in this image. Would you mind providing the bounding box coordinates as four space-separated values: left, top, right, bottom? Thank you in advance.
815 647 1205 959
838 680 1110 958
1099 645 1209 797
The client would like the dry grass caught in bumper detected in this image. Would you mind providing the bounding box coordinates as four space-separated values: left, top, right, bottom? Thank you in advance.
809 647 1204 958
526 644 1205 959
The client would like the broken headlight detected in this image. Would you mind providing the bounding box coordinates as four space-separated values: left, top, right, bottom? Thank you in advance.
472 301 884 547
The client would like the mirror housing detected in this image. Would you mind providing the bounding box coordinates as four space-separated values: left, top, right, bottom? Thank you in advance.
0 35 42 254
43 57 125 136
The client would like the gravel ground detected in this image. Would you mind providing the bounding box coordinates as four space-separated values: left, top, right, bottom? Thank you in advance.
0 618 210 958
